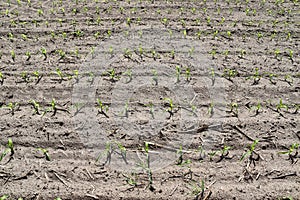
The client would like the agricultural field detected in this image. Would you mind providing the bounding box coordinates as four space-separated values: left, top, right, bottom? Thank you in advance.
0 0 299 199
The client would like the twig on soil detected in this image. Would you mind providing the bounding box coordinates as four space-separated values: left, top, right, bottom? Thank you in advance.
85 168 94 180
230 125 255 141
85 194 99 199
54 172 69 187
271 172 297 179
169 184 179 196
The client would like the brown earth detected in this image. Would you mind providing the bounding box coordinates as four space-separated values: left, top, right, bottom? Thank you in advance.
0 0 299 199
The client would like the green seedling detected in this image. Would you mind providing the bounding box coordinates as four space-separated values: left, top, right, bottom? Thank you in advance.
73 70 79 83
56 68 64 83
115 142 127 164
247 68 261 85
222 68 237 82
87 72 94 84
288 49 293 62
33 71 42 84
188 46 195 57
209 145 231 162
208 102 214 117
170 49 175 59
146 102 155 119
152 70 158 85
176 66 181 83
0 72 4 85
284 74 293 86
266 72 277 84
72 102 84 116
239 49 246 58
274 49 281 60
21 71 30 83
96 141 112 165
29 100 40 115
143 142 154 191
210 68 215 86
0 195 8 200
42 98 69 117
176 145 191 166
228 102 238 117
0 139 14 162
97 98 109 118
185 67 191 81
122 173 138 187
37 148 51 161
251 102 262 116
278 143 299 164
276 99 288 112
104 68 120 82
11 50 16 62
292 104 299 114
41 47 47 60
56 49 66 60
5 102 19 115
163 98 174 118
123 48 132 59
191 180 207 200
123 69 132 83
25 51 31 61
241 139 260 167
122 101 129 117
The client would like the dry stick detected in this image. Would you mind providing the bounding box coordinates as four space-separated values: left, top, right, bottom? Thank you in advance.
54 172 69 187
85 168 94 180
272 172 297 179
169 184 179 196
85 194 99 199
230 125 255 141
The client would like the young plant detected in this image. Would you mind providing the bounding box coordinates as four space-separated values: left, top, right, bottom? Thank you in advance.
41 47 47 60
32 71 42 84
4 102 19 115
247 68 261 85
143 142 154 191
29 100 40 115
103 68 120 82
185 67 191 81
25 51 31 61
266 72 277 85
21 71 30 83
227 102 238 117
208 102 214 117
208 145 232 162
278 143 299 164
152 70 158 85
163 98 174 119
176 145 191 166
284 74 293 86
250 102 262 116
55 68 64 83
240 139 260 167
210 68 215 86
191 180 210 200
122 69 132 83
96 98 109 118
96 141 113 165
37 148 51 161
0 139 14 162
276 98 288 112
176 66 181 83
73 69 79 83
0 72 4 85
11 50 16 62
222 68 237 82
